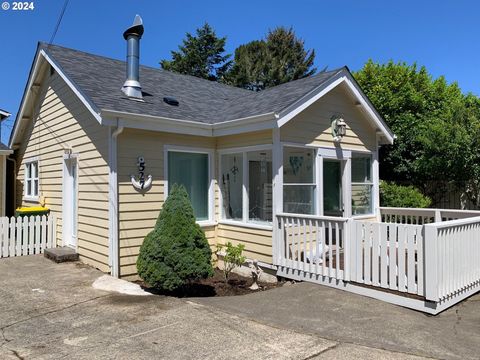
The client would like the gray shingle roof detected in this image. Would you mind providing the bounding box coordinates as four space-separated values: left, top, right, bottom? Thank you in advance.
42 43 343 124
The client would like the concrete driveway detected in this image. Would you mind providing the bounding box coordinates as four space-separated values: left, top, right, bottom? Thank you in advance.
0 256 475 359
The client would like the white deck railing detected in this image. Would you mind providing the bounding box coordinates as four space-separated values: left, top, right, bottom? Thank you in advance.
352 221 424 296
424 216 480 302
0 215 57 258
276 213 349 280
380 207 480 224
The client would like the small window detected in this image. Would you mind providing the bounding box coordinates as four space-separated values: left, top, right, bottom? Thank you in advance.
283 147 315 215
351 154 373 215
25 159 39 200
167 151 210 221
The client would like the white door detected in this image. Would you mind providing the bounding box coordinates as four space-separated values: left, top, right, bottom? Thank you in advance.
63 157 78 248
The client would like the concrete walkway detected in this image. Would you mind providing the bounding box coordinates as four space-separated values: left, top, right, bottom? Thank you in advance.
0 256 476 359
194 281 480 360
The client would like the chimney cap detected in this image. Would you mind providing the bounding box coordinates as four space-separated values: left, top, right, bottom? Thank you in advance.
123 15 144 40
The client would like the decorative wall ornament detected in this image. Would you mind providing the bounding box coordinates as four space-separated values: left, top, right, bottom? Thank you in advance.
131 156 152 190
331 115 347 142
289 156 304 176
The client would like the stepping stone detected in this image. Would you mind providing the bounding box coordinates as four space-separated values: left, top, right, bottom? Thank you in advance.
44 247 79 263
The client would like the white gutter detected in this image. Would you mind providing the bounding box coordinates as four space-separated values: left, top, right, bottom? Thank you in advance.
109 124 124 278
101 109 278 137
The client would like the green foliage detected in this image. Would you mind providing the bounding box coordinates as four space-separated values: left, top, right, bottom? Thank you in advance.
354 60 480 205
216 242 246 283
380 181 432 208
136 184 214 291
160 23 231 81
225 27 316 90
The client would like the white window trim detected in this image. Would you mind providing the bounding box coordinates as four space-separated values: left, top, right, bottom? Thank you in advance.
351 152 375 218
24 157 40 202
218 144 273 227
62 153 80 249
164 145 215 223
282 144 317 215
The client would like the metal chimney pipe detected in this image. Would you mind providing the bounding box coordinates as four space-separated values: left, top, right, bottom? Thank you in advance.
121 15 144 100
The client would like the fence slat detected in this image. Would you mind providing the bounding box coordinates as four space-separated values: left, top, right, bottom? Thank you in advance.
364 223 371 285
380 223 388 288
388 224 398 290
398 225 406 292
28 216 35 255
372 222 379 286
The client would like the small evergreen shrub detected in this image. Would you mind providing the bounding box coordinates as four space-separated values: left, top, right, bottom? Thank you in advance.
217 242 246 284
136 184 214 291
380 181 432 208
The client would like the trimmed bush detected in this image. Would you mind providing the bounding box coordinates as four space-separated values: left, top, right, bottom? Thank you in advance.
380 181 432 208
136 184 214 290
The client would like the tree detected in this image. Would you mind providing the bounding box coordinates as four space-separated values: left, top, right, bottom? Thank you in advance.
160 23 231 81
355 60 480 206
226 27 316 90
136 184 214 291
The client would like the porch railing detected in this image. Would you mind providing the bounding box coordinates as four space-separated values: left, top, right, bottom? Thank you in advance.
380 207 480 224
424 216 480 302
275 213 349 280
352 221 424 296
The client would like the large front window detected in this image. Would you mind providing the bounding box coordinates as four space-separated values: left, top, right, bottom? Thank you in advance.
283 147 315 214
351 154 373 215
220 148 272 225
168 151 209 221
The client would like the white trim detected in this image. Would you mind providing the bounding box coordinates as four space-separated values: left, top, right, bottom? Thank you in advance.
41 50 102 123
62 153 79 249
218 144 274 227
276 70 395 145
1 156 6 216
164 145 215 223
109 125 123 277
218 220 273 231
277 75 346 127
10 48 102 148
23 157 40 202
317 147 352 159
197 220 217 228
0 109 11 119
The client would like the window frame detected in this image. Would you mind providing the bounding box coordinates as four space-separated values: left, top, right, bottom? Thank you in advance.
351 152 374 217
24 157 40 202
164 145 215 226
282 144 317 215
218 144 273 230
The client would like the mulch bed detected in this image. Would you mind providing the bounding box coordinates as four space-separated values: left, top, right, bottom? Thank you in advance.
135 268 282 298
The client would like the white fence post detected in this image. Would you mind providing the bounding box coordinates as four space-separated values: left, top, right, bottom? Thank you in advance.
424 224 439 301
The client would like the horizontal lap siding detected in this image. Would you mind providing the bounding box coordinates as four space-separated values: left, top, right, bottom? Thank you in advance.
15 72 110 272
281 83 376 151
217 224 273 264
118 129 216 279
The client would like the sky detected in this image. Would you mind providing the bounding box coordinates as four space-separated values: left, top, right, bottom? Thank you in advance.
0 0 479 145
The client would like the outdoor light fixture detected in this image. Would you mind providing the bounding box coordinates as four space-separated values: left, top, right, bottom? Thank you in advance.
331 116 347 142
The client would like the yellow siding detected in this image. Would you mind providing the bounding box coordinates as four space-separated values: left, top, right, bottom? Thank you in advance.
15 71 110 272
281 83 377 151
216 224 273 264
117 128 216 278
216 130 272 149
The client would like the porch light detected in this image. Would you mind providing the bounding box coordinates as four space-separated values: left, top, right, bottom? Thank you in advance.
331 116 347 142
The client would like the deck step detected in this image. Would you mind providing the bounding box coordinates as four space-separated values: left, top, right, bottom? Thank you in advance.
44 247 79 263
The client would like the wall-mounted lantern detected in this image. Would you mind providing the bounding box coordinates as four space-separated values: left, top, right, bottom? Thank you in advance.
331 116 347 142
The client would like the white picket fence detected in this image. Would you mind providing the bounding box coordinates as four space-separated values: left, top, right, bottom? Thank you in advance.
352 221 424 296
0 215 57 258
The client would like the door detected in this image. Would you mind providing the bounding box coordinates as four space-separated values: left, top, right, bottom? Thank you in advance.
323 159 343 217
63 157 78 248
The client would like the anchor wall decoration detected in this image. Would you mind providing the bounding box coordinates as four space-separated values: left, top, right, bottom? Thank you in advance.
131 156 152 190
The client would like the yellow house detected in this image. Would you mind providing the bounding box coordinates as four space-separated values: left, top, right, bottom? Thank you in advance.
9 18 394 280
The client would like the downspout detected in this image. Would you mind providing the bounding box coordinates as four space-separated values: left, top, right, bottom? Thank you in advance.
6 157 16 216
109 123 124 278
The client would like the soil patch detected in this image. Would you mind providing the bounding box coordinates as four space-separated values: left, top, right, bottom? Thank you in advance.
135 269 282 297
